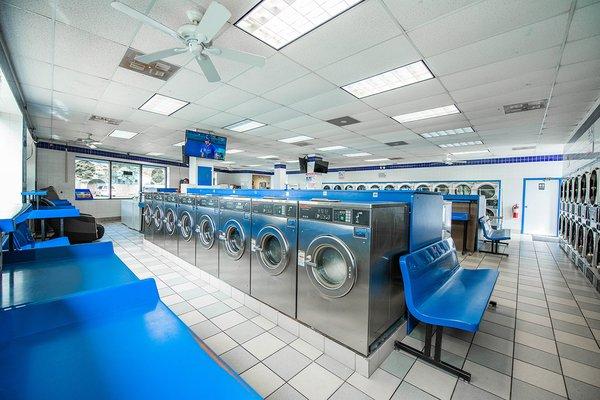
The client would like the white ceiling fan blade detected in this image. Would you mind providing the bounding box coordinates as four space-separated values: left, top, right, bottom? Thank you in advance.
204 47 265 67
111 2 180 40
195 1 231 43
135 47 188 64
195 55 221 82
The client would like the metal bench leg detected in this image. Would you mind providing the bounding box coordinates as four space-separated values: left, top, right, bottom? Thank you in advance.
395 324 472 382
479 240 509 257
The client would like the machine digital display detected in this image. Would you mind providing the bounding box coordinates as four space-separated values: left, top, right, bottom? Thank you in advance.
253 203 273 215
184 130 227 160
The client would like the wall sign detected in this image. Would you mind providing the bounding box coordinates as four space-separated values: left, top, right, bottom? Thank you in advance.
538 182 545 190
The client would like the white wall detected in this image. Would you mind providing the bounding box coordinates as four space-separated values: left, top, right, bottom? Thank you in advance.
0 110 23 216
36 148 187 219
286 160 563 230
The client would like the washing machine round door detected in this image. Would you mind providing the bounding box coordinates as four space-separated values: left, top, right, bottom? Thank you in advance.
334 185 343 190
478 184 496 199
590 170 597 204
323 185 331 190
399 185 412 191
305 235 357 298
196 214 216 249
434 184 449 195
255 226 289 276
179 211 194 242
384 184 395 190
345 185 354 190
165 208 177 236
357 185 366 190
371 185 380 190
153 207 164 230
416 184 430 192
223 220 246 260
143 204 153 227
585 230 594 262
455 184 471 195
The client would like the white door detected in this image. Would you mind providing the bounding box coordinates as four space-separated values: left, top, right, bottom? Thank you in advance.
522 178 560 236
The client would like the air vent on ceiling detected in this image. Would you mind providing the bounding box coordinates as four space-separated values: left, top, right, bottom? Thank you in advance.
326 116 360 126
503 99 547 114
385 140 408 147
119 48 180 81
89 114 122 125
512 145 537 151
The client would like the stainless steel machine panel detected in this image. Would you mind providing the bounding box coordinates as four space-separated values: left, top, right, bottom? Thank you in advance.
297 200 409 356
141 192 154 238
149 193 165 246
250 198 298 318
177 194 196 265
218 196 252 293
163 193 178 255
195 195 220 277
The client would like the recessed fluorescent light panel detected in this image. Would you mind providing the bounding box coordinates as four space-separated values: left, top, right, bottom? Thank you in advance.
172 141 186 147
257 155 278 159
278 135 313 143
235 0 363 50
450 149 490 155
393 105 460 123
342 61 433 98
146 152 164 156
139 94 189 116
365 158 390 162
286 159 299 163
224 119 265 132
420 126 474 138
227 149 244 154
438 140 483 148
317 145 347 151
245 164 261 167
109 129 139 139
344 152 372 157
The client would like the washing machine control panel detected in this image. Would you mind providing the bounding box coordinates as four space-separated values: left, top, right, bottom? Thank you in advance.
221 200 250 212
300 205 370 226
299 206 332 221
198 197 218 207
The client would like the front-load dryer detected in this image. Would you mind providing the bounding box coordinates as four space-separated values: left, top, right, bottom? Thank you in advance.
177 194 196 265
454 182 473 195
384 184 396 190
575 222 585 255
370 184 381 190
296 200 410 356
250 198 298 317
434 183 450 195
333 184 343 190
357 184 367 190
583 227 595 265
580 172 589 204
218 196 252 293
593 229 600 268
415 183 431 192
323 185 331 190
163 193 179 255
141 192 154 239
195 195 220 277
150 193 165 247
398 183 412 191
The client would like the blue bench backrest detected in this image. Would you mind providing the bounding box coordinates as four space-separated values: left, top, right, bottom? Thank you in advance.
12 222 35 250
399 238 460 310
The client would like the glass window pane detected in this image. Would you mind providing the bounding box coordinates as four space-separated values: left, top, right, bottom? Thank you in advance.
142 166 167 190
75 158 110 199
111 161 140 198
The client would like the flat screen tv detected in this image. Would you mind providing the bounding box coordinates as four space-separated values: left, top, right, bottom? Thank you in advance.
299 157 308 173
184 130 227 160
314 160 329 173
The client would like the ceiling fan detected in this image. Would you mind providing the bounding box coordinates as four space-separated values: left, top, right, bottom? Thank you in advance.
73 134 103 149
110 1 266 82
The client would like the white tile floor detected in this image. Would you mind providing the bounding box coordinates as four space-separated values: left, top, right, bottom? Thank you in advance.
104 223 600 400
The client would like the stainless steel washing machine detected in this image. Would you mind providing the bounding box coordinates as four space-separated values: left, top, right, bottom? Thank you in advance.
163 193 178 255
583 227 595 265
575 222 585 255
150 193 165 247
218 196 252 293
177 194 196 265
141 192 154 238
195 195 220 277
250 198 298 317
296 200 410 356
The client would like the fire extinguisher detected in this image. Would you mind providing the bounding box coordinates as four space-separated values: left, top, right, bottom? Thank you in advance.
512 204 519 219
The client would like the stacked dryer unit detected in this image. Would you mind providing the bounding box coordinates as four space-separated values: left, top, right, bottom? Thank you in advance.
149 192 165 247
477 182 500 219
196 195 220 277
433 183 450 195
384 184 396 190
398 183 413 191
176 194 196 266
453 182 473 195
163 193 179 255
141 192 154 238
415 183 432 192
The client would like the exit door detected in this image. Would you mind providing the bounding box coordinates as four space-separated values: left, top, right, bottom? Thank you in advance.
521 178 560 236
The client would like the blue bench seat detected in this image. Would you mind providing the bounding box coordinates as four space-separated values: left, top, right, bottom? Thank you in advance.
395 238 499 381
479 216 511 255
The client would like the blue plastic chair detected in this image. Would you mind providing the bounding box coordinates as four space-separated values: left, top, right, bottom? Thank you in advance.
11 222 70 250
479 216 511 256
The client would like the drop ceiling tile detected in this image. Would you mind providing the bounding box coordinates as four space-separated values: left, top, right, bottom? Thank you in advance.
159 68 221 103
2 0 54 16
439 46 561 91
561 35 600 65
273 115 321 130
21 85 52 106
212 24 276 58
201 112 244 128
551 91 599 107
10 55 53 90
347 118 398 134
316 35 422 86
153 117 193 130
262 74 335 105
228 53 309 95
185 53 252 82
53 66 110 100
457 85 551 112
557 59 600 82
54 22 127 79
378 93 454 117
281 1 401 70
362 78 447 109
129 25 191 66
127 109 167 126
54 0 151 45
172 103 219 122
568 2 600 41
289 89 357 114
101 81 154 108
226 97 280 118
254 107 304 124
310 102 373 121
401 113 469 130
426 13 568 76
52 92 97 115
409 0 570 57
553 78 600 96
0 4 53 63
112 67 167 92
196 84 255 110
93 101 136 120
381 0 478 31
